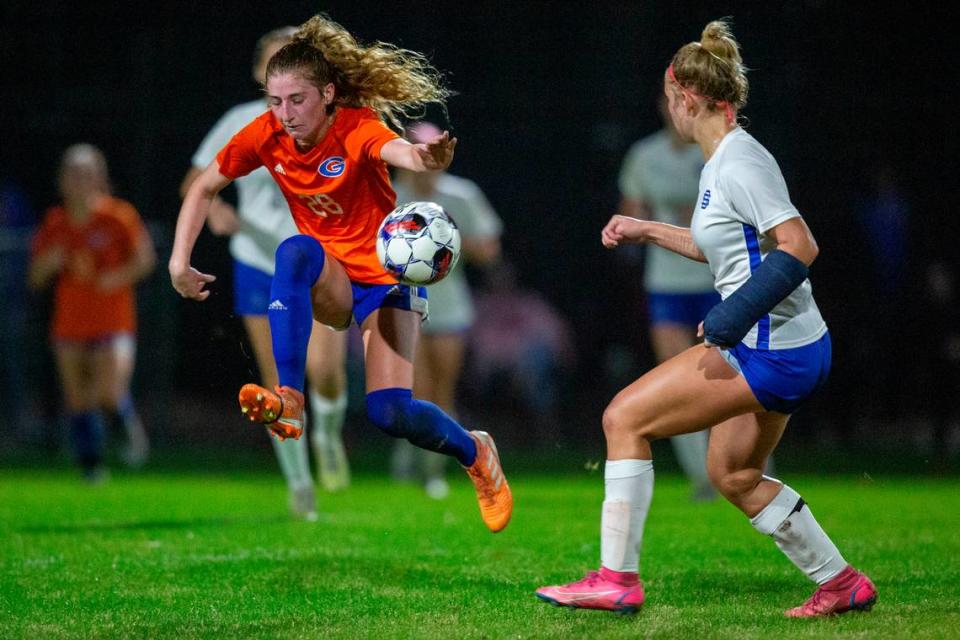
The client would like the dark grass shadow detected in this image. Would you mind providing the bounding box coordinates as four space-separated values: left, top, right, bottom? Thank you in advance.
16 513 298 534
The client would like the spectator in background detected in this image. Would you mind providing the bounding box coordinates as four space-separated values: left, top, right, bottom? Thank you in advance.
617 93 718 501
28 144 156 481
181 26 351 521
389 121 504 499
466 260 574 436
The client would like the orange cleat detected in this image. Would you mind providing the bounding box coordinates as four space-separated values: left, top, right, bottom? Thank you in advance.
238 384 304 441
463 431 513 533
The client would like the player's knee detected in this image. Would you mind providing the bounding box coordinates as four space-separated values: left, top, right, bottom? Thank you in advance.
602 400 653 442
365 388 414 439
711 467 763 503
274 235 325 282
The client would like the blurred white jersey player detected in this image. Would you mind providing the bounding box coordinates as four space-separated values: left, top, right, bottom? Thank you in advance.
180 27 351 519
618 95 720 500
391 121 503 499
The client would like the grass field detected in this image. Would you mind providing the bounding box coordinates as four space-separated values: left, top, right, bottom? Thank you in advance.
1 463 958 639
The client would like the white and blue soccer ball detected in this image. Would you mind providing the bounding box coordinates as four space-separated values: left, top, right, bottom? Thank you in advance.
376 201 461 285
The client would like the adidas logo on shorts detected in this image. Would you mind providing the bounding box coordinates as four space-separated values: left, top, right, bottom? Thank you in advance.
267 299 287 311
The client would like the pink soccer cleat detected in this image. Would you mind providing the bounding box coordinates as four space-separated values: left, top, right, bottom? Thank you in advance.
785 565 877 618
535 567 644 614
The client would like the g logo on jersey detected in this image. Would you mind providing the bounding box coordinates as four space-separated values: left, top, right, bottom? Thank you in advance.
700 189 711 209
318 156 345 177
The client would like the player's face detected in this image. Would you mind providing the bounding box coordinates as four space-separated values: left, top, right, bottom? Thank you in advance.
58 163 103 203
267 72 335 148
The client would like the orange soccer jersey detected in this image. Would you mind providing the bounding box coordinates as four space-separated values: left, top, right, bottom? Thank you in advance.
216 106 400 284
31 197 149 340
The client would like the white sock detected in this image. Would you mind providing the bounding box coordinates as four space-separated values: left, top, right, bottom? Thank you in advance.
670 431 710 487
309 390 347 448
600 459 654 573
750 481 848 584
269 431 313 492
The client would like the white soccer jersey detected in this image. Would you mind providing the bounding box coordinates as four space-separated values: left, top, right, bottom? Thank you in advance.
691 128 826 350
619 130 714 293
393 174 503 333
192 100 298 275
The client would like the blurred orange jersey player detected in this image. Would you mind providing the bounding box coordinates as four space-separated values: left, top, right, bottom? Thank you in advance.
217 106 398 283
31 196 150 340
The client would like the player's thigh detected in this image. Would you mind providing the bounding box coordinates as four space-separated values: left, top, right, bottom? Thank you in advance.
309 255 353 329
53 342 92 411
90 335 137 406
361 307 419 392
605 344 764 441
305 320 347 394
241 315 278 388
649 323 696 363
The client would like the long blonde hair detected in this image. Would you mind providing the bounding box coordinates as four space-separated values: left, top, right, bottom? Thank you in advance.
266 14 452 129
670 19 749 114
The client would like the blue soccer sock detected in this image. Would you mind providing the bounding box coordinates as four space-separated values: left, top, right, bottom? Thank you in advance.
269 236 326 392
366 388 477 466
68 411 105 471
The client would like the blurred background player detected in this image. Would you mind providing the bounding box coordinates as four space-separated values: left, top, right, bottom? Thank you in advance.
617 93 718 501
28 144 156 481
466 260 575 439
389 121 504 499
181 27 351 520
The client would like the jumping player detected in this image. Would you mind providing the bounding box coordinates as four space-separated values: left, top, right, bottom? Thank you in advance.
29 144 156 481
181 27 351 521
169 13 512 532
536 19 876 616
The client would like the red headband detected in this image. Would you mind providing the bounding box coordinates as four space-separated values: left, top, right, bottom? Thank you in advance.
666 63 736 125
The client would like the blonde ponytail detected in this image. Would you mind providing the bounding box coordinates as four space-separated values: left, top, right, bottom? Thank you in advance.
670 18 749 112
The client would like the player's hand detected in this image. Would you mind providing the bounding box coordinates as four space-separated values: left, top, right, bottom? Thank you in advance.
206 199 240 236
169 262 216 301
601 215 647 248
415 130 458 171
697 321 718 349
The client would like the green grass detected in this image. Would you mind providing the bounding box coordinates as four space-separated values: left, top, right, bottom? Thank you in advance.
1 466 958 639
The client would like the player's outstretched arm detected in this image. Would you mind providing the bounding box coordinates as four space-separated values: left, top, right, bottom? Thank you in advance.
169 161 231 301
381 130 457 172
601 214 707 262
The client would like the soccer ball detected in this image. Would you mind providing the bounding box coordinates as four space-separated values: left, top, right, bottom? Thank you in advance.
376 201 461 285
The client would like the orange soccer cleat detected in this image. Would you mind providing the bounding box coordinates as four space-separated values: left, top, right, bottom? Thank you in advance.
463 431 513 533
238 384 304 441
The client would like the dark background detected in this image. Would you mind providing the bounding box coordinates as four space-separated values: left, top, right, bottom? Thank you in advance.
1 1 956 471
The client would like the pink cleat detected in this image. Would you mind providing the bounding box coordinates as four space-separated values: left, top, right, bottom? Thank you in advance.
785 565 877 618
535 567 644 615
